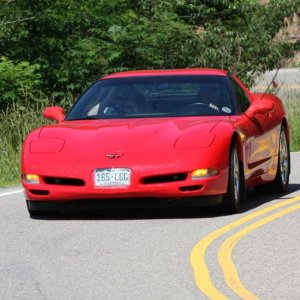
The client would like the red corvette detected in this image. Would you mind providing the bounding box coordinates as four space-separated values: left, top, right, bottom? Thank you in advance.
21 69 290 216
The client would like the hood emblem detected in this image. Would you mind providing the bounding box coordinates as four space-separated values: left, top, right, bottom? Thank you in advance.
105 152 124 159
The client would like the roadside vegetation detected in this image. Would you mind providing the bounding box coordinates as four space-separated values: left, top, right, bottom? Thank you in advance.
285 93 300 152
0 104 46 187
0 99 73 187
0 0 300 186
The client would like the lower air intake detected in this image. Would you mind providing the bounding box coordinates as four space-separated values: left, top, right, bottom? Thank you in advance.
44 177 85 186
142 173 187 184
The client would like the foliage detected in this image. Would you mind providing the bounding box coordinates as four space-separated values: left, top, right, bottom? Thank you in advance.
0 0 299 103
175 0 300 86
0 56 42 109
0 97 74 187
0 104 46 186
285 93 300 152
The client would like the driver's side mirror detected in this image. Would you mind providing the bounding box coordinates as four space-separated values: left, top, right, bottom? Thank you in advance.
245 100 274 120
43 106 65 123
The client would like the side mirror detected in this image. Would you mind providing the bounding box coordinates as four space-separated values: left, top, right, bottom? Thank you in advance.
43 106 65 123
245 100 274 120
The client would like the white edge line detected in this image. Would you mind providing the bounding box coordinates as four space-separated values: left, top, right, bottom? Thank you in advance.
0 190 23 197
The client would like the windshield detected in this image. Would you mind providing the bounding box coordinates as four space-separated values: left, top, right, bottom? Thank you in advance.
66 75 236 120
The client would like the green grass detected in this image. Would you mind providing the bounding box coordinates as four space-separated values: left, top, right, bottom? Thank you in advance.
285 93 300 151
0 104 48 187
1 94 300 188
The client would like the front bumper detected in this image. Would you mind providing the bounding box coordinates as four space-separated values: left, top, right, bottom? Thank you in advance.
22 169 228 202
26 195 223 212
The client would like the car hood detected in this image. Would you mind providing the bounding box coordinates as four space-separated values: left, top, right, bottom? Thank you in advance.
38 116 226 150
27 116 232 171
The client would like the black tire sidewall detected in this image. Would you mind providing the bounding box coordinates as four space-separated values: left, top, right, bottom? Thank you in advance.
224 143 242 213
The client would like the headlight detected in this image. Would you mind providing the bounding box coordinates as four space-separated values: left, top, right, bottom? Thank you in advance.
22 174 41 184
191 169 219 179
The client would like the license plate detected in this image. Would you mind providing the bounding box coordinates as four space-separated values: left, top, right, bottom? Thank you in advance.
94 168 131 187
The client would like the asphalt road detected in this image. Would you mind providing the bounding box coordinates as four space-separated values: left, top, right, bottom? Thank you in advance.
1 153 300 300
253 67 300 100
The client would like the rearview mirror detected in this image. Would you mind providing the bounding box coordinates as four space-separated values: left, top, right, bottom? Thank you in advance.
245 100 274 120
43 106 65 123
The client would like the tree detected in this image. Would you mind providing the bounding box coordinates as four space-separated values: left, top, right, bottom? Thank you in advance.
175 0 300 85
0 0 299 105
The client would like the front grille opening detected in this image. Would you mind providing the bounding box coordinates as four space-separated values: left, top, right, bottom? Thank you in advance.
179 185 203 192
44 177 85 186
29 189 50 195
142 173 187 184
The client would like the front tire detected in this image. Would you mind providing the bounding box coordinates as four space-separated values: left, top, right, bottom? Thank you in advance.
223 143 244 214
271 127 290 193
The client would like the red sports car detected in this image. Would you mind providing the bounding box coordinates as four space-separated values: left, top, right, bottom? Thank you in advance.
21 69 290 216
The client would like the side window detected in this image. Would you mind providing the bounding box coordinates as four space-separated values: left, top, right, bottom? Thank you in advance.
229 77 250 113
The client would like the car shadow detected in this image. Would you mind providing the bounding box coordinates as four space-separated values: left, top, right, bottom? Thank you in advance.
32 183 300 221
240 183 300 213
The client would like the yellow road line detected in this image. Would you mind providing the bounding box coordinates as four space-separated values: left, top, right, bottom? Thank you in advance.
190 196 300 299
218 202 300 300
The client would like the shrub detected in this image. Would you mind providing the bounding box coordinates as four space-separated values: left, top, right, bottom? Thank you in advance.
0 56 42 109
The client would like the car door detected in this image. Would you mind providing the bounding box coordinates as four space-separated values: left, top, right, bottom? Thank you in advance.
229 76 278 181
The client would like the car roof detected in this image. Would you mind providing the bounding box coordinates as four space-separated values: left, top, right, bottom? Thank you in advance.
101 68 228 79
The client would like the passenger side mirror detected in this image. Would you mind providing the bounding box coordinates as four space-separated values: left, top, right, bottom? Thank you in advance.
245 100 274 120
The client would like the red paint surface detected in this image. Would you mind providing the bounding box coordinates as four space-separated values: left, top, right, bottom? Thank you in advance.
21 69 289 203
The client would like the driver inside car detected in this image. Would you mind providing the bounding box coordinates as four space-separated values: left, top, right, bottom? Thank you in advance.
103 86 152 115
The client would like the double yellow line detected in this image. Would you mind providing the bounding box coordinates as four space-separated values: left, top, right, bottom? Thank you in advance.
190 195 300 299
